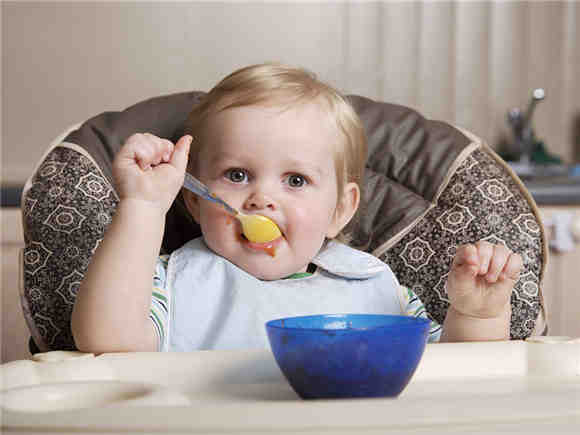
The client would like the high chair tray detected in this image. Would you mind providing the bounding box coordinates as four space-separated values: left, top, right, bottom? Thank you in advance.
1 341 579 434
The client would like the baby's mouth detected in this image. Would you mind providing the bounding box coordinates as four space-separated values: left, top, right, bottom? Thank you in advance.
239 233 283 257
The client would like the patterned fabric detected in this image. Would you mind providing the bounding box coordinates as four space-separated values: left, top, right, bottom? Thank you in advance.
380 147 545 339
21 144 119 351
150 255 441 351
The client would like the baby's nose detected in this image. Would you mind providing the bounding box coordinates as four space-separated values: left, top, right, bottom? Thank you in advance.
243 191 276 211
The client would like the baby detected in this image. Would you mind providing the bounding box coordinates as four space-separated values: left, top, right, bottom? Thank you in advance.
72 63 522 353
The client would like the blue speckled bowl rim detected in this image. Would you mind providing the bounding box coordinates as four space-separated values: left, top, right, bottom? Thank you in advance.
265 313 431 332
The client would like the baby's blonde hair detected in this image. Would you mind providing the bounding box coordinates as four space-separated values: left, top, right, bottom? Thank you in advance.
184 63 367 242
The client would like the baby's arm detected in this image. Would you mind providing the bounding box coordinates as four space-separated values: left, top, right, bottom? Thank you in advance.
441 241 523 342
72 133 192 353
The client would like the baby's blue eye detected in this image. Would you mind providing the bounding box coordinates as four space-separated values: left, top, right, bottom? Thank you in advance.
287 174 306 188
226 168 247 183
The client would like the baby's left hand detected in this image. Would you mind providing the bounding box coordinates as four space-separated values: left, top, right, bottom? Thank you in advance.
446 241 523 319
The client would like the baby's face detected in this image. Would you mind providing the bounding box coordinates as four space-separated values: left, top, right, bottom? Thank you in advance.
186 102 349 280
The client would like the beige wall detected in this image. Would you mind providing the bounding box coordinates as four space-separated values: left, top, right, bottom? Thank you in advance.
2 208 28 362
2 1 579 184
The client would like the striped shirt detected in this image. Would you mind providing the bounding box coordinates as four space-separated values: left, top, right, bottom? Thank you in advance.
150 255 442 351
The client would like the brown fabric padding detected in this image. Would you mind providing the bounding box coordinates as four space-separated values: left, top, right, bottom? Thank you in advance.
348 96 471 251
65 91 206 182
381 146 546 339
64 91 206 253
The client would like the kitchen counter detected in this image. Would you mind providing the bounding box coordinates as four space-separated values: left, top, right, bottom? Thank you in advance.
1 185 23 208
524 177 580 206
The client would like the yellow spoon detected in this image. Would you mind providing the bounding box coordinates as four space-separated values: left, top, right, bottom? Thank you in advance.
183 173 282 243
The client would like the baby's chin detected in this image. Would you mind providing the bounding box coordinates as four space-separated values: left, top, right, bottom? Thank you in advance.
239 263 304 281
227 257 308 281
204 237 311 281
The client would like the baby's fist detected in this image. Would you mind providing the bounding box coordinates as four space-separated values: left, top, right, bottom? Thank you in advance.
446 241 522 319
113 133 192 212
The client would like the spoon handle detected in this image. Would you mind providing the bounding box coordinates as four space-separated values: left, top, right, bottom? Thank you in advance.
183 173 238 216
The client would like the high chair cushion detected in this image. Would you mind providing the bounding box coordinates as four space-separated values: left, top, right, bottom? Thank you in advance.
20 91 547 352
349 96 547 339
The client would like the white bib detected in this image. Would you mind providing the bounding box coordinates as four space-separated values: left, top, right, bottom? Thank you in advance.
165 238 403 351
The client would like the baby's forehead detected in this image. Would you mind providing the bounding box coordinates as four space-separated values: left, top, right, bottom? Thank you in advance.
214 106 340 151
196 106 339 170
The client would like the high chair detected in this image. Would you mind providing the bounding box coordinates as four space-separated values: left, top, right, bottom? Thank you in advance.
19 91 548 353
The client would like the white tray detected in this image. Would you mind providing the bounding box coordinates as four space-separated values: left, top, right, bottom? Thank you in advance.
1 340 579 434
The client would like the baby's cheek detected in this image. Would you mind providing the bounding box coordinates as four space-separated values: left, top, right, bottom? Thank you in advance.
200 209 232 240
287 207 330 245
289 207 316 231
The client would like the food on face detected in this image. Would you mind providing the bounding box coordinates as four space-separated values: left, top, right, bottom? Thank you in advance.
243 238 280 257
264 244 276 257
238 214 282 244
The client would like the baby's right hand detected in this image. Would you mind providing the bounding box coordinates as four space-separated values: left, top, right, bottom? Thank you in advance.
113 133 192 213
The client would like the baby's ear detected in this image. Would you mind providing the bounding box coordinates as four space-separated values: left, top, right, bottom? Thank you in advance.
326 182 360 239
182 189 201 223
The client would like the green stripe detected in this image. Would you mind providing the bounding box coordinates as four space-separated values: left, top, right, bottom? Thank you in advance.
149 309 164 336
152 291 167 303
283 272 313 280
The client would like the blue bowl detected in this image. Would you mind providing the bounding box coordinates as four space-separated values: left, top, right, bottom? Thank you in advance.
265 314 430 399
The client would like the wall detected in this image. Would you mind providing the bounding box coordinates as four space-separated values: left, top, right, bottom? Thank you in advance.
2 1 579 185
1 208 28 362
